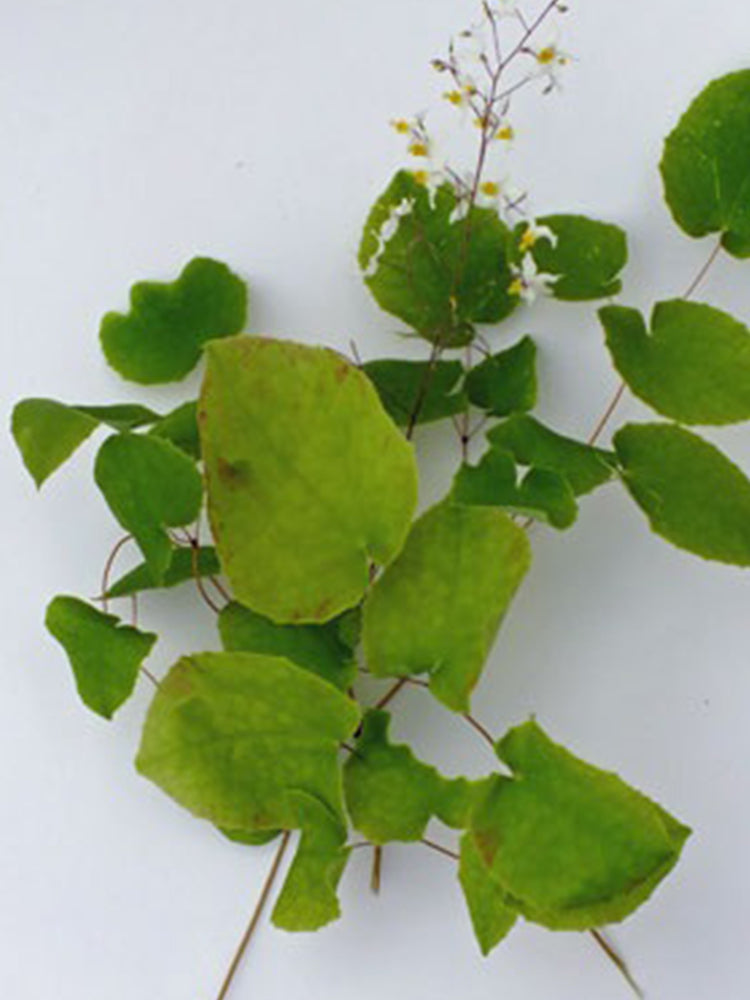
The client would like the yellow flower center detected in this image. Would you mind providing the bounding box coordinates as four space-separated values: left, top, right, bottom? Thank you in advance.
444 90 464 105
536 46 557 65
391 119 411 134
496 124 514 141
408 142 429 157
412 170 430 185
480 181 501 198
509 278 524 297
519 228 537 251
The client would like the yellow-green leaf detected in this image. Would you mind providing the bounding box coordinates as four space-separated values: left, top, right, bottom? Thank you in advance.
200 336 418 623
344 710 475 843
458 832 517 955
136 651 360 833
362 500 531 712
470 720 690 930
272 793 350 932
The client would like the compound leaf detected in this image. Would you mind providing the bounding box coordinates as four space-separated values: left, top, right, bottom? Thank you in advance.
272 793 350 932
362 358 466 426
515 215 627 300
487 415 616 495
344 710 474 843
458 832 518 955
453 447 577 529
100 257 248 384
470 720 690 930
464 336 537 416
136 651 360 834
218 601 357 691
104 546 220 599
614 422 750 565
660 70 750 256
200 336 417 623
45 595 156 718
601 300 750 425
94 433 203 583
360 171 516 347
362 500 531 712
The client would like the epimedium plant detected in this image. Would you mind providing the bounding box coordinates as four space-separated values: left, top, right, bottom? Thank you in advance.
12 1 750 996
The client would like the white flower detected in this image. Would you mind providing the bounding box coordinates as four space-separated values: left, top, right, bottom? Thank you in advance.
518 221 558 253
531 35 573 91
476 179 504 208
509 254 557 304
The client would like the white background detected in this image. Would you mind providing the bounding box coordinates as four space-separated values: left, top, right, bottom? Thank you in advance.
2 1 750 998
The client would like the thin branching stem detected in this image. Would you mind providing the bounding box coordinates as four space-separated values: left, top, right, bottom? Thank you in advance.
421 837 460 861
589 927 645 999
99 534 133 614
214 831 291 1000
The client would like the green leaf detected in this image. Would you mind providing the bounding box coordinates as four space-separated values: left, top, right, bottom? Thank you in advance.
470 721 690 931
74 404 162 431
361 359 466 426
487 414 616 495
515 215 628 300
464 337 537 416
601 300 750 425
94 434 203 583
220 827 281 846
45 596 156 718
452 448 578 529
104 546 220 598
359 171 516 347
218 601 357 691
458 832 517 955
272 793 350 931
614 422 750 565
11 398 167 487
343 710 475 843
660 70 750 256
136 651 360 833
362 500 531 712
100 258 248 384
200 336 418 623
149 401 201 458
12 398 99 487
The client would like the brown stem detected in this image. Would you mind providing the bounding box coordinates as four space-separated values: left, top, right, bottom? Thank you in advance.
370 845 383 893
99 534 133 614
421 837 460 861
462 712 496 749
374 677 409 711
214 831 291 1000
589 928 645 999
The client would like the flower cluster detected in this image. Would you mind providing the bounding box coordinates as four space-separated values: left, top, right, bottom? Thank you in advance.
387 1 569 306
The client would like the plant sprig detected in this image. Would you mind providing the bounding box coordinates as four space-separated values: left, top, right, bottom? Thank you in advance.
13 3 750 998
